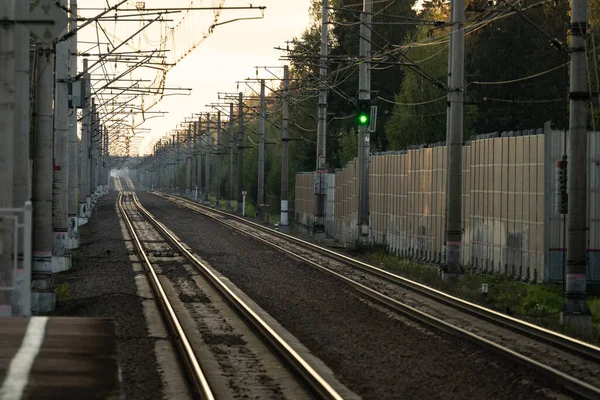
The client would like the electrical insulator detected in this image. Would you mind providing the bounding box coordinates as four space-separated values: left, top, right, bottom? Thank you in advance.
555 158 568 214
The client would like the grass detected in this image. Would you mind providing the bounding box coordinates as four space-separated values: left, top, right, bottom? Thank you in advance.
200 195 258 218
56 282 69 302
363 245 600 342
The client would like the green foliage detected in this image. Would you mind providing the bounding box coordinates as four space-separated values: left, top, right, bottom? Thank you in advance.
56 282 69 302
366 247 600 340
589 298 600 325
383 26 450 149
465 0 570 132
337 128 358 166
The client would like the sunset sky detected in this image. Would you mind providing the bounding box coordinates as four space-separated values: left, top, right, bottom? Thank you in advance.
78 0 312 154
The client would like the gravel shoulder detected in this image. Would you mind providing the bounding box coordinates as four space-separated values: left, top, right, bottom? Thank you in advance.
137 191 571 400
53 192 164 400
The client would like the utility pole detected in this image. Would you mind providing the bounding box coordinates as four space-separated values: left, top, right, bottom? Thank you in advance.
196 118 202 198
216 110 222 207
189 124 195 194
14 0 30 210
32 42 56 314
104 125 108 189
175 133 180 192
228 102 234 209
357 0 372 244
205 112 211 201
0 0 16 316
12 0 32 315
90 99 97 196
237 92 244 214
79 58 90 219
562 0 592 326
314 0 329 240
280 65 290 233
156 142 161 189
443 0 465 277
53 0 70 269
186 123 192 195
93 118 101 195
258 79 266 209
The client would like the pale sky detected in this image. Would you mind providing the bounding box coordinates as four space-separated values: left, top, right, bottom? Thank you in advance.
78 0 312 155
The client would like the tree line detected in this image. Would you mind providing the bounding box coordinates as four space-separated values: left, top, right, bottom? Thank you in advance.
224 0 599 211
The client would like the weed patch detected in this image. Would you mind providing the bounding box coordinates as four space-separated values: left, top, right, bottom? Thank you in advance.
364 247 600 342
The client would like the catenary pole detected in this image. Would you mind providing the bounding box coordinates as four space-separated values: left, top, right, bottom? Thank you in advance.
237 92 244 214
53 0 70 265
443 0 465 277
104 125 108 188
189 124 195 194
93 117 101 194
186 123 192 194
0 0 16 316
563 0 592 326
14 0 30 210
357 0 372 243
175 131 180 192
280 65 290 232
196 118 202 196
228 102 234 209
216 110 222 207
32 43 56 314
90 99 97 195
258 79 266 207
79 58 90 218
314 0 329 240
13 0 32 315
205 112 211 201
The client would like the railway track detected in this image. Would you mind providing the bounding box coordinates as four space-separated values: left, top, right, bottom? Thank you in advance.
117 181 344 400
152 191 600 400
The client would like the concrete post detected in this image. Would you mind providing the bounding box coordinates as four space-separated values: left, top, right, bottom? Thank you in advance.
562 0 592 326
228 103 234 209
0 0 16 316
314 0 329 240
443 0 465 277
104 125 108 190
186 124 191 195
216 110 222 207
67 0 79 249
32 44 56 314
205 113 211 201
13 0 29 207
196 120 202 198
79 58 90 220
91 104 99 198
172 134 177 191
357 0 372 243
280 65 290 233
12 0 32 315
258 80 266 207
237 92 244 214
175 131 180 193
53 0 70 271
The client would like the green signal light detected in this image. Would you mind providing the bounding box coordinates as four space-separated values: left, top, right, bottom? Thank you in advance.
358 114 369 126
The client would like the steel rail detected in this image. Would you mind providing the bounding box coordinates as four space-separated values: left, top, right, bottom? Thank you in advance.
130 192 344 400
117 190 214 400
157 192 600 363
153 192 600 399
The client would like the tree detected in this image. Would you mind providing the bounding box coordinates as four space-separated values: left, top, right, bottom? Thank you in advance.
384 2 453 148
465 0 570 132
337 127 358 165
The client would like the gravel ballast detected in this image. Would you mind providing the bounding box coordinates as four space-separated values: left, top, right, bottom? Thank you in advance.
137 192 570 400
54 192 163 400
